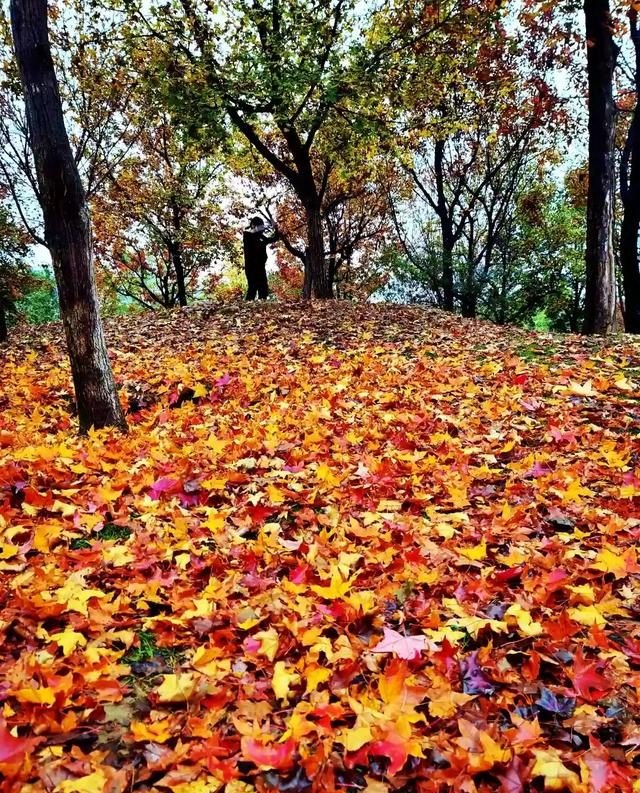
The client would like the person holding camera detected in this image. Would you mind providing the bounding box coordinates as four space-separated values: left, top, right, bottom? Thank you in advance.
243 216 279 301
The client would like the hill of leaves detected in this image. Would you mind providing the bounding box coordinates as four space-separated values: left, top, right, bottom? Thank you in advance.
1 302 640 793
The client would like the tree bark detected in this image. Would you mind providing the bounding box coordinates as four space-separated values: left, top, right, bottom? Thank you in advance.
305 202 332 299
0 304 7 343
460 291 477 319
620 9 640 333
582 0 618 335
10 0 127 433
434 139 455 312
169 198 188 307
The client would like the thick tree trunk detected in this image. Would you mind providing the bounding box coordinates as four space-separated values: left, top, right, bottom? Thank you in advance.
10 0 127 433
0 304 7 343
582 0 618 335
435 139 455 312
620 10 640 333
305 203 332 299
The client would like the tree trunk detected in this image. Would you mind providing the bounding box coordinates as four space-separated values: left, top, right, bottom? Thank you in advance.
620 9 640 333
302 248 312 299
461 292 477 319
582 0 618 335
620 199 640 332
0 304 7 343
168 240 188 307
305 202 332 299
434 139 455 312
10 0 127 433
170 198 188 307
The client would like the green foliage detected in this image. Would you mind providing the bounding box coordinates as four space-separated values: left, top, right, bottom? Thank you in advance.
0 208 33 331
383 167 586 332
14 272 59 325
485 181 586 332
530 310 552 332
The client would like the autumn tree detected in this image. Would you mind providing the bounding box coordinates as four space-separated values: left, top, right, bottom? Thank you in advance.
10 0 127 432
0 2 136 248
485 177 586 331
582 0 618 334
92 118 232 309
243 150 393 300
389 12 560 318
117 0 494 299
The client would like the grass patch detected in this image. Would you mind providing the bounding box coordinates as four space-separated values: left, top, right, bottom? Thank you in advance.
515 342 557 363
123 630 184 669
69 523 132 549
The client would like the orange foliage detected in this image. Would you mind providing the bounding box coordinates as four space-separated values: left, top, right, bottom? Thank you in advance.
1 303 640 791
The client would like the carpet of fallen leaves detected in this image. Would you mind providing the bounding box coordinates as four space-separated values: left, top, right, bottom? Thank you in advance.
2 302 640 793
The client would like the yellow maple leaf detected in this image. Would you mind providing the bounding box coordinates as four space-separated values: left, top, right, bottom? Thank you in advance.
202 508 226 533
592 547 633 579
225 783 256 793
568 380 595 397
459 539 486 561
340 725 373 752
14 686 56 706
272 661 300 701
102 545 134 567
130 719 173 743
53 575 108 616
33 522 66 553
436 522 456 539
266 484 286 504
505 604 543 637
561 477 594 504
346 589 378 613
171 779 223 793
566 583 596 604
456 718 511 772
568 604 606 627
427 689 475 718
253 627 279 661
191 646 224 676
531 749 587 792
310 567 353 599
206 435 229 454
316 462 341 487
49 629 87 657
54 770 108 793
0 542 20 560
155 673 199 703
304 665 331 694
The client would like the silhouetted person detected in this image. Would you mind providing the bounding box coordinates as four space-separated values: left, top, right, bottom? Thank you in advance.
243 216 278 300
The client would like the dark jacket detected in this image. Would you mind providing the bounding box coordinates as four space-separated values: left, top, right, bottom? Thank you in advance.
243 228 276 268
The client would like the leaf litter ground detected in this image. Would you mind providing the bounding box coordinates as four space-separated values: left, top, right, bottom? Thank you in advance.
1 302 640 793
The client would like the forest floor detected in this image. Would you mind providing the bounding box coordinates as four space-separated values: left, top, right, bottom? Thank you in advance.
1 301 640 793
